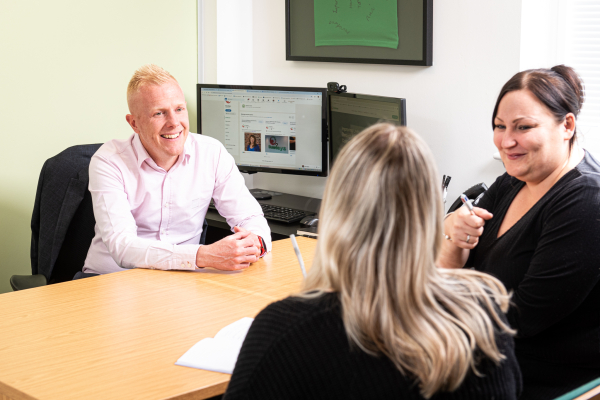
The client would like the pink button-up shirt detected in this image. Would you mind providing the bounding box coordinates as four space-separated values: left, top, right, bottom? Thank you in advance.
83 133 271 274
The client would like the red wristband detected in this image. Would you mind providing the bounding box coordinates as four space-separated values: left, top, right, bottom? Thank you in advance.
258 236 267 257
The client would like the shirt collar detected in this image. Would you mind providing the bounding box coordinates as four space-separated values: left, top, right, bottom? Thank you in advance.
132 134 154 169
132 133 193 169
181 133 192 165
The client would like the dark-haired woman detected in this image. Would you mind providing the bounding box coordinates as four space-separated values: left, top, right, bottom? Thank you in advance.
439 65 600 399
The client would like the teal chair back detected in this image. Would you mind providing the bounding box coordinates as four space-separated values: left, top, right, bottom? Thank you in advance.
553 378 600 400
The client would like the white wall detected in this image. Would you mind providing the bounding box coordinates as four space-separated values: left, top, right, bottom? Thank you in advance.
203 0 218 84
217 0 253 85
249 0 522 204
520 0 565 70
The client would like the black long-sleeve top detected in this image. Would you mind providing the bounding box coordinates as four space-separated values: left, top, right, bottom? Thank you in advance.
223 292 521 400
465 151 600 399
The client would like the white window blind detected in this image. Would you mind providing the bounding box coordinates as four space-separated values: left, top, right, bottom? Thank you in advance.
564 0 600 152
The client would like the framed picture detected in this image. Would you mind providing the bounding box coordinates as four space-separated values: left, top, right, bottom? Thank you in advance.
286 0 433 66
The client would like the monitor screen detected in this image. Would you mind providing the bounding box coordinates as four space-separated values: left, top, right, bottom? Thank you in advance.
328 92 406 165
198 84 328 177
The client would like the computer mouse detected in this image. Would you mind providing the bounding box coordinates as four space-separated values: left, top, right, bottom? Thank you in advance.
300 216 319 227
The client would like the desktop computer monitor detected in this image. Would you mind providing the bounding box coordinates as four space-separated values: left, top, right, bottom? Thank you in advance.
197 84 328 177
328 91 406 166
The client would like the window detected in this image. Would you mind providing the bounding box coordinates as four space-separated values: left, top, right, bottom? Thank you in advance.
564 0 600 150
520 0 600 152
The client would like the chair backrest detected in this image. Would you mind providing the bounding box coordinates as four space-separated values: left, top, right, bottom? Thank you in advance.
51 186 97 283
31 144 103 284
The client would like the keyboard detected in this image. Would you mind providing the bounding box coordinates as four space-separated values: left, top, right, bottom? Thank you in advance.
209 201 313 224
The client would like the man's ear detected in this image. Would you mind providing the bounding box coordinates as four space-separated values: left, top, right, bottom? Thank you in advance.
126 114 140 134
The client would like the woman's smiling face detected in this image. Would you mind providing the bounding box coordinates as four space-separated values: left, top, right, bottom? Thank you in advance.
493 89 574 184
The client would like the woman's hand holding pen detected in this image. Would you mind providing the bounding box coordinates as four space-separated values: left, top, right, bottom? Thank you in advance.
444 206 493 250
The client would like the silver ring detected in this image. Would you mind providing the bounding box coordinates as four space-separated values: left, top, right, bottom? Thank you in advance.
466 235 471 243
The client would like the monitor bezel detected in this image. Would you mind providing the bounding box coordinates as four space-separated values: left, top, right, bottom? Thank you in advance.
197 83 328 177
327 91 407 166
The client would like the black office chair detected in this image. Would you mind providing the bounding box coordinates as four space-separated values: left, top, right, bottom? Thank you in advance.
446 182 488 214
10 144 208 291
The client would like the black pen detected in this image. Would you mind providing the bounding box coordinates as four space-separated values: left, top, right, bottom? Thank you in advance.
442 176 451 204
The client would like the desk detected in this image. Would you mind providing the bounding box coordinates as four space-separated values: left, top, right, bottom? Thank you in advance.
205 189 321 241
0 237 316 400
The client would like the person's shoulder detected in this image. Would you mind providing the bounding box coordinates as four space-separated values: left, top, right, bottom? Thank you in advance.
248 293 340 344
271 292 338 313
93 134 135 161
573 150 600 189
539 151 600 221
257 293 339 327
225 293 343 399
550 150 600 201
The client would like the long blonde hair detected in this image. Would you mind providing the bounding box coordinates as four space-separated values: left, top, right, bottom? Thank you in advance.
303 123 513 398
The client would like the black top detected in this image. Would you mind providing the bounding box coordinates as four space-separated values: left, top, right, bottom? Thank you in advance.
466 151 600 399
224 292 521 400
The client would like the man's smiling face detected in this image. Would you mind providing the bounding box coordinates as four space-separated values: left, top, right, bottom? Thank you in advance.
126 79 189 171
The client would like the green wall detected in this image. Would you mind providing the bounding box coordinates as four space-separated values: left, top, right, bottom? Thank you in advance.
0 0 198 294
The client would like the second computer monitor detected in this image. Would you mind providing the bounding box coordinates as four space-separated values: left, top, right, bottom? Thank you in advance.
328 92 406 165
198 84 328 177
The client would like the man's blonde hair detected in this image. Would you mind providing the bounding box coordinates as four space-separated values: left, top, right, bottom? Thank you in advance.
302 123 514 398
126 64 178 111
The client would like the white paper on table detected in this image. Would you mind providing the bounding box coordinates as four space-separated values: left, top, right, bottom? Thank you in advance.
175 317 254 374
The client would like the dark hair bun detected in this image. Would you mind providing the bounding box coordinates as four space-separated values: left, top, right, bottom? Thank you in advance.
551 64 585 114
492 64 586 149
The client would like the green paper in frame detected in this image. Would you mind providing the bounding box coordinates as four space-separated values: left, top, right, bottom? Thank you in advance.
314 0 399 49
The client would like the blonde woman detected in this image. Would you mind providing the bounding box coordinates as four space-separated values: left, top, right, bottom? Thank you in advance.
224 124 521 399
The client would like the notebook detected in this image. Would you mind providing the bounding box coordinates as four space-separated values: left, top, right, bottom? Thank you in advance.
175 317 254 374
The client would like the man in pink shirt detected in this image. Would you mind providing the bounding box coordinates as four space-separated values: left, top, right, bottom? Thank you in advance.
82 64 271 275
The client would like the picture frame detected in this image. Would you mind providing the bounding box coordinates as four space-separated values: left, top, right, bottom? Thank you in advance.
285 0 433 66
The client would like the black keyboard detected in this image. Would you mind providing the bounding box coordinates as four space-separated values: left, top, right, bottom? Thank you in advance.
260 204 312 223
209 201 312 224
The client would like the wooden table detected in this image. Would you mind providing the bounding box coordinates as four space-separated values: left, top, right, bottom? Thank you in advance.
0 237 316 400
